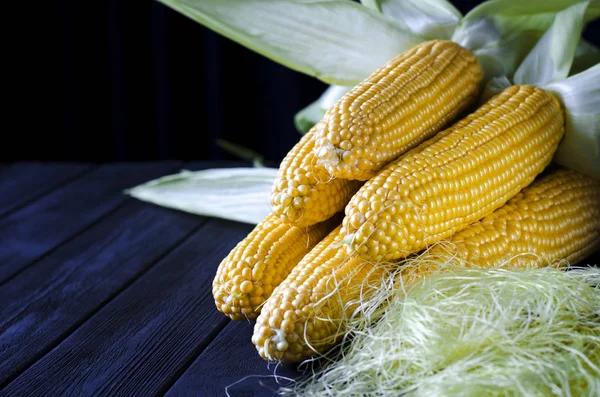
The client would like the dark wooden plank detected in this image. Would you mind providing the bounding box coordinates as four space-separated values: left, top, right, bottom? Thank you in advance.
0 201 205 387
166 321 302 397
0 162 92 218
0 162 181 284
1 219 253 396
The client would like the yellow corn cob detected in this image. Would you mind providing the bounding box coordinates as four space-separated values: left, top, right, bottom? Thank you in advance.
212 212 339 320
252 168 600 363
271 127 362 227
252 226 388 362
399 169 600 288
314 40 483 181
411 168 600 270
343 84 565 261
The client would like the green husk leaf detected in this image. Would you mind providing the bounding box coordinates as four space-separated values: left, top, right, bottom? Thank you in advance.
514 1 589 86
360 0 381 12
294 85 353 134
453 0 600 80
480 75 512 102
545 64 600 179
294 101 323 135
570 39 600 76
125 168 277 224
216 139 264 167
158 0 422 85
501 1 600 179
360 0 461 40
469 33 539 81
456 0 600 41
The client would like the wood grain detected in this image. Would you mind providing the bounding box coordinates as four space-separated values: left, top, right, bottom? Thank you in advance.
0 162 181 284
0 201 205 386
166 320 302 397
1 219 253 396
0 162 92 218
0 161 598 397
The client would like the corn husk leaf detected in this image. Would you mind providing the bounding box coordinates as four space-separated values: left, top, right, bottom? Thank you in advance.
360 0 461 40
513 1 588 86
158 0 422 85
453 0 599 80
493 1 600 179
546 64 600 179
216 139 265 167
570 39 600 75
480 75 512 103
483 1 593 98
288 0 589 132
456 0 600 43
469 33 538 81
479 1 599 179
294 85 353 134
294 101 323 135
125 168 277 224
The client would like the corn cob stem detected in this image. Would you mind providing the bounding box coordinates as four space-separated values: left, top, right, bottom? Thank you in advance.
253 167 600 363
212 212 339 320
343 85 565 261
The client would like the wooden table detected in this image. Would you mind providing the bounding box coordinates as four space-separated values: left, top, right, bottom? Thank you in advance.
0 162 300 397
1 162 598 396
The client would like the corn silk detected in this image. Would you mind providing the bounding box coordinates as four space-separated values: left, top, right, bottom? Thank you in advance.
282 264 600 397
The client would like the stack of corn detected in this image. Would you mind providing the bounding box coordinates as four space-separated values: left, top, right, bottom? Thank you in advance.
212 40 600 363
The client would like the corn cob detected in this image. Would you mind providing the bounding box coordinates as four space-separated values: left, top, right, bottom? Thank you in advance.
399 168 600 288
314 40 483 181
343 84 565 262
271 127 362 227
212 212 339 320
252 167 600 363
411 168 600 269
252 226 388 362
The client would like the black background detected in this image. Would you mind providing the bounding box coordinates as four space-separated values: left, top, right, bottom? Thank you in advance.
5 1 599 163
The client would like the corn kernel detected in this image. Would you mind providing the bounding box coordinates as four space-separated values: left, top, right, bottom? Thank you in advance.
314 40 483 180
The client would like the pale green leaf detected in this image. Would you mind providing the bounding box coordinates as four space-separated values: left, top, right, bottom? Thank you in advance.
477 5 600 179
294 85 353 133
452 17 502 52
570 39 600 76
545 64 600 179
216 139 264 167
125 168 278 224
480 76 512 103
470 33 539 81
360 0 461 39
159 0 422 85
457 0 600 39
294 101 324 134
453 0 600 79
514 1 588 86
553 113 600 179
360 0 381 12
317 84 354 109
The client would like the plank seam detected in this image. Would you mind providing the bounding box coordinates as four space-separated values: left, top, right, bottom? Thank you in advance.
0 162 185 286
0 198 129 287
158 317 231 396
0 163 98 220
0 217 210 390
